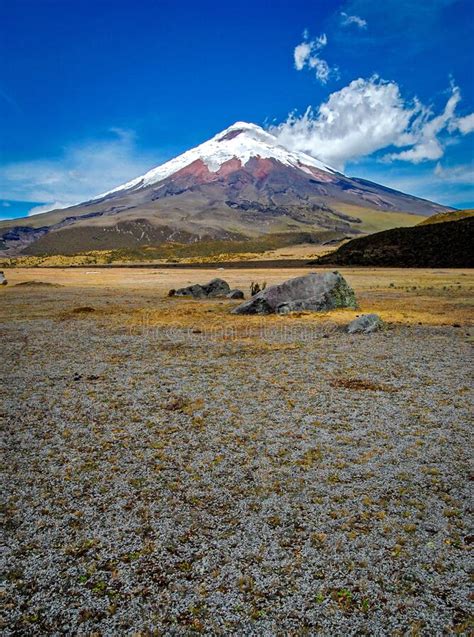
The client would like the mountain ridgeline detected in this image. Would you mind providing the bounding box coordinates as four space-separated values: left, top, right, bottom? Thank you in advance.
0 122 451 257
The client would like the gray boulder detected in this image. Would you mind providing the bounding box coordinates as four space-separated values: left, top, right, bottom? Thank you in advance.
232 271 357 315
174 278 231 299
0 271 6 286
347 313 383 334
174 283 207 298
202 278 231 297
226 289 244 299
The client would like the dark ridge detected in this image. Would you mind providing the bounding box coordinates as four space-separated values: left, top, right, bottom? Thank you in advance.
313 217 474 268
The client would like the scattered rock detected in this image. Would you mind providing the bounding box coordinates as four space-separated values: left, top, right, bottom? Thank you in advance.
199 278 232 297
163 396 188 411
168 288 176 297
173 278 231 299
226 289 244 299
347 313 383 334
71 306 96 314
175 283 207 298
232 271 357 315
0 271 7 285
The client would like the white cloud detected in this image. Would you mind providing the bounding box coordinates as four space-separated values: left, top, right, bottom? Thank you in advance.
273 77 415 169
315 33 328 47
451 112 474 135
293 31 335 84
27 201 71 216
340 12 367 28
0 129 160 215
308 56 331 84
272 77 473 171
294 41 313 71
385 85 461 163
434 162 474 184
337 0 457 50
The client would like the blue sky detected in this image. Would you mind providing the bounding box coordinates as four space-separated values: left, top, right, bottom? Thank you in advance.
0 0 473 220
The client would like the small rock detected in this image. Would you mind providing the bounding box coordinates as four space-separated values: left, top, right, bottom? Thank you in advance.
226 289 244 299
175 283 207 298
72 306 95 314
347 313 383 334
0 271 7 285
163 396 188 411
174 278 231 299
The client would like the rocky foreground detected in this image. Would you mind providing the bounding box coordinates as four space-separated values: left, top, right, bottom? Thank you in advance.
1 275 473 635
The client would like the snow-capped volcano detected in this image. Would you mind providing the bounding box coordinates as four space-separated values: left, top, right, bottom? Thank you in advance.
0 121 451 257
97 122 336 199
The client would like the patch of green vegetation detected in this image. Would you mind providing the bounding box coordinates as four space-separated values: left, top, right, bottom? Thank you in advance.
91 580 108 595
64 537 100 557
250 608 267 620
297 446 323 467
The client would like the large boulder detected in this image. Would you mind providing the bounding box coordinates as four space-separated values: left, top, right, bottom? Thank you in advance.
174 278 231 299
347 314 383 334
232 271 357 315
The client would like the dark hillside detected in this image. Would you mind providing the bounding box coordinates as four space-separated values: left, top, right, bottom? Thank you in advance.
314 217 474 268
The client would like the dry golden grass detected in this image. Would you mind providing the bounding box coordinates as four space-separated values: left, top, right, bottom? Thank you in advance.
1 266 472 328
254 243 339 260
1 242 338 267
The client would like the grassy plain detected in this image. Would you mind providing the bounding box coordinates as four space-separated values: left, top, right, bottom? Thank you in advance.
2 266 472 327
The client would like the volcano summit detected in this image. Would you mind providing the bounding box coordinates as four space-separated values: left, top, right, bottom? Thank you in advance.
0 122 450 256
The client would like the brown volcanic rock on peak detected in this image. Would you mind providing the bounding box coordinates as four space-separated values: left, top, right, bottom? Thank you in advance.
0 123 452 256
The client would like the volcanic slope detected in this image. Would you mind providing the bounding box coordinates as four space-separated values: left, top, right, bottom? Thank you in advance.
0 122 451 256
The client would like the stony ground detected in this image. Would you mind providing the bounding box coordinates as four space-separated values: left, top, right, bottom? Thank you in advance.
1 268 473 635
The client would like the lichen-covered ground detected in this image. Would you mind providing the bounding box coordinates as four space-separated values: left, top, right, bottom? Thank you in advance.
1 268 473 635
